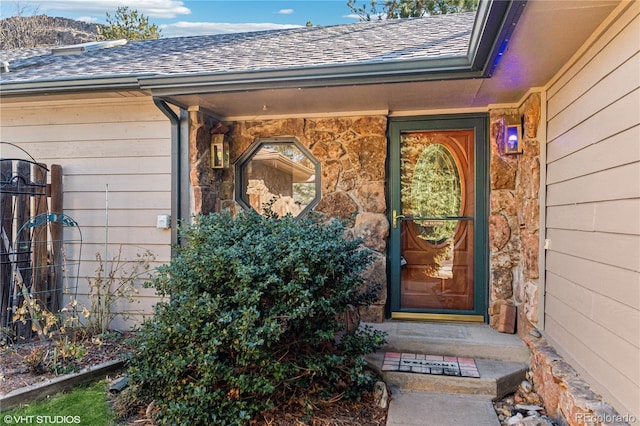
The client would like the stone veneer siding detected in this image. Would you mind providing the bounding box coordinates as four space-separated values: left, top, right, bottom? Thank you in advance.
188 114 389 322
488 93 542 332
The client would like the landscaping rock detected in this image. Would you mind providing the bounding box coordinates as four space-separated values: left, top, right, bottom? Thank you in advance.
108 376 129 393
373 381 389 409
515 404 544 412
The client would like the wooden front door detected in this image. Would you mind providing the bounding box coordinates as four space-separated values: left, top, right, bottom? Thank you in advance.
389 116 488 321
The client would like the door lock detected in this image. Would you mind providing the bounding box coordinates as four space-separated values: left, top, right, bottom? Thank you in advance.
392 210 405 229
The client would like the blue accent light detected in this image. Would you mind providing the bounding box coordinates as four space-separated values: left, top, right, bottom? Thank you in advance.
485 1 528 77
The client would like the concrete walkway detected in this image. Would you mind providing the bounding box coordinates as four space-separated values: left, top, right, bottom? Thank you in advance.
386 390 501 426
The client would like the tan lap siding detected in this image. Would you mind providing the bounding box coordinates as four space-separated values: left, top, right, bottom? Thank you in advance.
544 3 640 420
0 97 172 330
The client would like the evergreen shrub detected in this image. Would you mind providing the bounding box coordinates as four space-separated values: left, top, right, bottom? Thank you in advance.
126 209 386 425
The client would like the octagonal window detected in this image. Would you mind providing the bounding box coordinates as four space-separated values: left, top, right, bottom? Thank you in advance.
235 137 321 218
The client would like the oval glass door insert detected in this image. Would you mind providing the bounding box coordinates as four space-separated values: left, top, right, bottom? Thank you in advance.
409 143 462 244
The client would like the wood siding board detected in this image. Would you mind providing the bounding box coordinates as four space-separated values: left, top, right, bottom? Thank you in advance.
547 11 640 118
77 243 171 263
546 3 640 102
52 157 170 175
66 209 172 228
546 272 594 319
64 195 170 211
546 162 640 206
546 272 639 348
1 102 168 126
545 295 640 392
73 227 171 246
11 141 171 160
591 292 640 350
544 315 640 420
546 204 596 232
594 199 640 235
545 252 640 310
62 174 171 193
547 88 640 163
0 121 170 142
548 52 640 141
546 126 640 185
546 228 640 271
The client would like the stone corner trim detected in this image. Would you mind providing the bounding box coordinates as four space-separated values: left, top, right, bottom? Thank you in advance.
523 333 630 426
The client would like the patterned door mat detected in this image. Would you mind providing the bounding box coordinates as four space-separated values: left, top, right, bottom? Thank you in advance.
381 352 480 378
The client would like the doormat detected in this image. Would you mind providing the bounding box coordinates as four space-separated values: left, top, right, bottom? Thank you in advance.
381 352 480 378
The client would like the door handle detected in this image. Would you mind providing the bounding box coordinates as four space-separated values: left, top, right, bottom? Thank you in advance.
392 210 405 229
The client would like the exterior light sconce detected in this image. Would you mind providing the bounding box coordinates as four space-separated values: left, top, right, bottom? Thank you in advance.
503 117 522 155
211 133 229 168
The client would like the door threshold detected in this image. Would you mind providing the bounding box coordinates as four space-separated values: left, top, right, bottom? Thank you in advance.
391 312 485 323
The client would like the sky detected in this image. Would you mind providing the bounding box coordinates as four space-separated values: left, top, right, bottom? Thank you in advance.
0 0 365 38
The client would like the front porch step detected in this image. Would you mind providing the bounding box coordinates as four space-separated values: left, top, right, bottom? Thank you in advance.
365 321 531 364
366 352 528 400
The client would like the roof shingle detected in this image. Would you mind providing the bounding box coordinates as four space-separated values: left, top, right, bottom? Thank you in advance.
0 13 474 84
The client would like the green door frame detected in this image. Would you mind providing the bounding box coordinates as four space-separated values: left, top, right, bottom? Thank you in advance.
387 114 489 321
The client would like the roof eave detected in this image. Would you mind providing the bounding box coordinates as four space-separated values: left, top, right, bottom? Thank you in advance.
140 56 481 96
0 75 143 97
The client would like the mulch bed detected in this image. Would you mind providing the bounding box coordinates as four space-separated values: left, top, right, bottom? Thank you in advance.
0 331 132 396
2 333 388 425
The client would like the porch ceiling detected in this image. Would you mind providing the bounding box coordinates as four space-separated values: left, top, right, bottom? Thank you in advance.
163 0 620 120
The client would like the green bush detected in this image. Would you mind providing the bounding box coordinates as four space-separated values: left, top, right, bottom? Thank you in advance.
126 209 386 425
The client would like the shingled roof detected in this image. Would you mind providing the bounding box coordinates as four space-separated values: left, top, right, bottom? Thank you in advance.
0 13 475 85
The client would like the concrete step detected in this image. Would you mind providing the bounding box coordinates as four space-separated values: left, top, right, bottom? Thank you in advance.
367 352 528 399
365 321 531 364
385 390 501 426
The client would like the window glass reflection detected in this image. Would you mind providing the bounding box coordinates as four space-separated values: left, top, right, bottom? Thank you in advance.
242 143 318 217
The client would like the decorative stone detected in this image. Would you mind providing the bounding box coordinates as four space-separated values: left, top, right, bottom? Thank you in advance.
247 118 305 139
489 214 511 251
321 160 342 193
520 380 533 394
192 185 218 215
491 252 518 269
358 304 385 323
373 381 389 409
518 415 554 426
306 117 350 136
315 191 358 220
516 404 543 411
521 231 539 280
345 136 387 181
522 93 541 139
492 268 514 300
524 282 539 324
353 212 389 253
311 142 329 159
326 141 346 160
491 190 517 216
351 116 387 136
491 155 517 189
338 169 358 192
506 413 524 425
356 182 386 213
489 300 511 328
